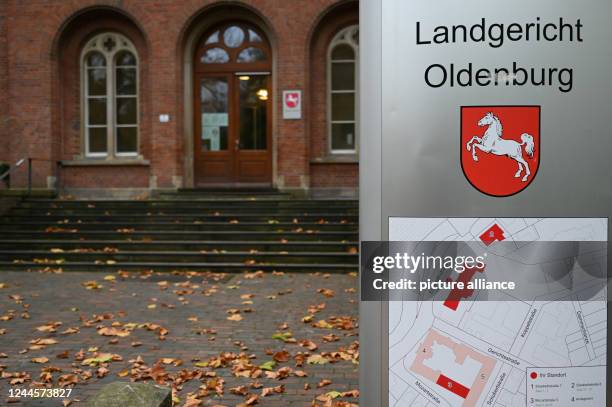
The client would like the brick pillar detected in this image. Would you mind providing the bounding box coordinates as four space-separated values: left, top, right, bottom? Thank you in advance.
274 18 310 191
139 5 182 190
6 1 54 188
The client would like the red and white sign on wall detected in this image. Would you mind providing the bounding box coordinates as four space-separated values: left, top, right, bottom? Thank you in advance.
282 90 302 119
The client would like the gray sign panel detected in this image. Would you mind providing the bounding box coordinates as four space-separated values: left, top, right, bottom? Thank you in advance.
359 0 612 405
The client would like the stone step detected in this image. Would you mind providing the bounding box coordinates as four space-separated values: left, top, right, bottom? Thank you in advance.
20 198 357 207
155 192 292 200
0 240 357 252
1 191 359 273
1 261 356 272
158 187 287 196
1 213 358 222
0 221 357 232
1 230 358 241
3 250 356 264
0 190 57 198
175 187 281 193
8 207 359 215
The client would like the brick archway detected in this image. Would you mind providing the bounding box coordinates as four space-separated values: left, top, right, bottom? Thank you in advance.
52 7 151 191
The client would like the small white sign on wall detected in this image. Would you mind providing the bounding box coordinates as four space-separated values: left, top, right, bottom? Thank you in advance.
282 90 302 120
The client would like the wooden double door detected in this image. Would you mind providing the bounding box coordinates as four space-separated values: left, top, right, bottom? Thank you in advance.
194 73 272 185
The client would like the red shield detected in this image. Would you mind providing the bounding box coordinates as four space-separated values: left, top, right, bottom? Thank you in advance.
285 92 299 108
461 106 540 197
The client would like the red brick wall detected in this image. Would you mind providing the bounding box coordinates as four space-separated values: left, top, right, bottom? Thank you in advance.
311 163 358 187
61 166 149 189
0 3 7 164
308 3 358 188
5 1 58 187
0 0 358 192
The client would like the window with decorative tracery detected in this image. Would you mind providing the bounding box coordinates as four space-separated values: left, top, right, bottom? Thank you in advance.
81 32 139 157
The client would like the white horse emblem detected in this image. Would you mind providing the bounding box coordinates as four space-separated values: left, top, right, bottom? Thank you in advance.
285 93 299 108
466 112 535 182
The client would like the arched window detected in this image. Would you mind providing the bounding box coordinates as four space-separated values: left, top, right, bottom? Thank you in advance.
81 33 138 157
328 25 358 154
196 22 270 72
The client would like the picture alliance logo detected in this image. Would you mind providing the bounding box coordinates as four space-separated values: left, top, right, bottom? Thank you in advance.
461 105 541 197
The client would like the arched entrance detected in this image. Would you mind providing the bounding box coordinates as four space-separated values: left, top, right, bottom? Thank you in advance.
193 22 272 185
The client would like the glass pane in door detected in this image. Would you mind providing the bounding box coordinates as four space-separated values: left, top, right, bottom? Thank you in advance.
200 77 229 151
238 76 268 150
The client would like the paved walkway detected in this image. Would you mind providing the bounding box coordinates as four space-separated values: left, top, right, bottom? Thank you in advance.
0 270 358 406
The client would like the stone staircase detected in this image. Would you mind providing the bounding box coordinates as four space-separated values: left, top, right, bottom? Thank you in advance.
0 189 358 272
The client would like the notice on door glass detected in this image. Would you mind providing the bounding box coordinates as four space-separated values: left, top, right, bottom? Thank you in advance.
526 366 606 406
202 126 221 151
203 113 228 126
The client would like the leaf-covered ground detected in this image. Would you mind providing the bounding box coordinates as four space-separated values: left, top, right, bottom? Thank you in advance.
0 270 358 406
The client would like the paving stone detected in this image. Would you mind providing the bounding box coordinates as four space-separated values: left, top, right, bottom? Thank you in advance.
0 270 358 406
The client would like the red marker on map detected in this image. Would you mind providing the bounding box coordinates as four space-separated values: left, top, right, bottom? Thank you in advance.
442 264 485 311
479 224 505 246
436 374 470 399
